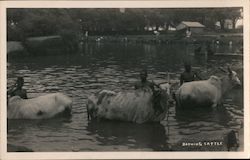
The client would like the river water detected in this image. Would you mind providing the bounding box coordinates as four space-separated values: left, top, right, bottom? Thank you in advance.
7 42 243 151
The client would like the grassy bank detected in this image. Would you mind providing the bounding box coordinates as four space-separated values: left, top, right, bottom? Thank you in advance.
7 32 243 57
84 32 243 45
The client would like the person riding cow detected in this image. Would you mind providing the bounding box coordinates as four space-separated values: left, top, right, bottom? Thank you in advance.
8 77 27 99
180 63 201 85
175 66 241 108
86 69 171 123
134 69 164 114
134 69 156 91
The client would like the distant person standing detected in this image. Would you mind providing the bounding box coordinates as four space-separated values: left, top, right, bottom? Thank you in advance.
8 77 27 99
206 41 214 56
186 28 192 38
229 41 233 52
180 63 201 85
215 38 220 53
85 31 89 41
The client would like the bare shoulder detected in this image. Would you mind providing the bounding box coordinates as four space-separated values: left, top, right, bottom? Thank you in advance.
134 81 141 88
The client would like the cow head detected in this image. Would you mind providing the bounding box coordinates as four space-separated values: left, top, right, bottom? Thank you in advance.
86 95 99 120
159 83 171 95
159 82 177 105
227 66 241 87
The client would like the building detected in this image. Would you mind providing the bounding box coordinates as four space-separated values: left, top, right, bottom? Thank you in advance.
168 24 176 31
215 19 243 30
224 19 233 29
235 18 243 29
215 21 221 30
176 21 205 33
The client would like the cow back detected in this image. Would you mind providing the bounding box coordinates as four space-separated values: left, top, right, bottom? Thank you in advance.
8 93 72 119
88 88 169 123
176 79 221 108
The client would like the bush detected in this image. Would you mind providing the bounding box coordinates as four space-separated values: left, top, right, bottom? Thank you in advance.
24 35 69 55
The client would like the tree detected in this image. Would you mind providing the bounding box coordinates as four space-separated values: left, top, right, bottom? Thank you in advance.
209 8 242 30
7 9 80 41
7 7 243 40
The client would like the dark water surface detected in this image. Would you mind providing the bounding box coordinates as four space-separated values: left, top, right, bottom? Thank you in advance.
7 42 243 151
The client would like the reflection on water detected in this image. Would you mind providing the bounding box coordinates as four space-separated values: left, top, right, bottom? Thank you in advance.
87 121 169 151
7 42 243 151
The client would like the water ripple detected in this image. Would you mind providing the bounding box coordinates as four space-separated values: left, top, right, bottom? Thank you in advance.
7 42 243 151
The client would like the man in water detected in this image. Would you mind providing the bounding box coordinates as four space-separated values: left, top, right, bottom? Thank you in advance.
180 63 201 85
134 70 155 91
8 77 28 99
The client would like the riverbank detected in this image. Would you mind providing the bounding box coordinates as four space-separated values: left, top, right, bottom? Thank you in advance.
84 32 243 44
7 32 243 57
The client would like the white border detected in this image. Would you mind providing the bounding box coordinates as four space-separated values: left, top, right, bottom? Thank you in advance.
0 0 249 159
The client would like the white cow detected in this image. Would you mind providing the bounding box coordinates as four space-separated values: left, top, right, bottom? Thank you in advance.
87 86 170 124
175 67 241 108
8 93 72 119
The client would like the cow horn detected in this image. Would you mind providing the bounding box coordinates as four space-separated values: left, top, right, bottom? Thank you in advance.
167 71 170 83
219 67 227 73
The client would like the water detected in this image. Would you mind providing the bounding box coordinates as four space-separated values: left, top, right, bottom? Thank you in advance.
7 42 243 151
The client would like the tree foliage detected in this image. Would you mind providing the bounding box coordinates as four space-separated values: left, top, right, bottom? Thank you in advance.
7 8 242 41
7 9 80 41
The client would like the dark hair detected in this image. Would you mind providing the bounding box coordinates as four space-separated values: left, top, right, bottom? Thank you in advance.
17 77 24 81
16 77 24 85
140 69 148 76
184 63 191 72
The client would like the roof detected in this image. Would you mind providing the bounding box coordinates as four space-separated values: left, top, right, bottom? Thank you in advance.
181 21 205 28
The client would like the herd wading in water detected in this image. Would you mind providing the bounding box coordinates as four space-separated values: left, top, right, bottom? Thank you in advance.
6 8 244 152
8 65 241 121
7 62 242 150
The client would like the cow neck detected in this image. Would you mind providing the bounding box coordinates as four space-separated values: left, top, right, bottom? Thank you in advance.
220 75 232 96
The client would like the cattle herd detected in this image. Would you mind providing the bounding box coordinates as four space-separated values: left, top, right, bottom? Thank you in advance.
7 66 241 124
